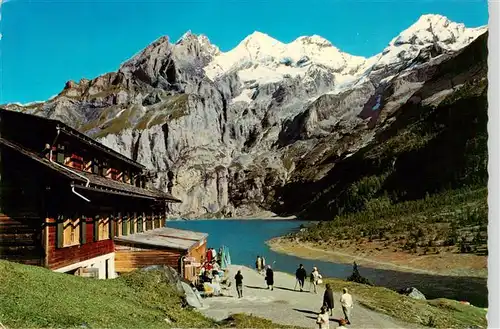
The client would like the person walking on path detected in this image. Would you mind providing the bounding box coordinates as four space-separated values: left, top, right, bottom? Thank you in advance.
235 269 244 298
316 306 330 329
309 266 322 293
340 287 354 324
322 283 334 316
265 265 274 290
295 264 307 292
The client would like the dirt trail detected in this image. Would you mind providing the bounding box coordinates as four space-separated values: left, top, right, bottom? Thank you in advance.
199 265 423 328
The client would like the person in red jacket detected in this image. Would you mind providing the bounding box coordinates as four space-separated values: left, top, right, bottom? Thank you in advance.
206 248 213 262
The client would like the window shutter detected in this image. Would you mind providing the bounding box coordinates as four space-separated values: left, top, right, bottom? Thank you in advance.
154 213 160 229
109 215 115 238
93 215 100 242
129 213 135 234
56 215 64 249
80 216 87 244
56 145 65 164
92 158 99 174
122 215 129 236
137 215 143 233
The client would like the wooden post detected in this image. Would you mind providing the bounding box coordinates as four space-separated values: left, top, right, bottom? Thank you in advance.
56 215 64 249
80 216 87 244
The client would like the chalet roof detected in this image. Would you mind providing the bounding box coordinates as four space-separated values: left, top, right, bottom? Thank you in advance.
114 227 208 251
0 108 145 169
0 137 181 202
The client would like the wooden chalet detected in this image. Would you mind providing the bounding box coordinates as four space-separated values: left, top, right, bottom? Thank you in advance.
0 109 207 280
114 227 207 281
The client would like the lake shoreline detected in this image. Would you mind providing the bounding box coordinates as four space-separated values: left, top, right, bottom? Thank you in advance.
169 211 298 221
267 236 488 278
267 237 488 307
167 219 488 307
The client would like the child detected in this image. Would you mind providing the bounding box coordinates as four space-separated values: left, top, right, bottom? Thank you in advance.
316 306 329 329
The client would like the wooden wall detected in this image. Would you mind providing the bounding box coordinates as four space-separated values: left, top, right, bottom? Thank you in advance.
0 213 43 266
188 240 207 264
0 144 46 266
45 217 114 270
114 246 182 273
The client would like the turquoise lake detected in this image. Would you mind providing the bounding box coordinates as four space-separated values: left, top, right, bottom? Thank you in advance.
167 219 488 307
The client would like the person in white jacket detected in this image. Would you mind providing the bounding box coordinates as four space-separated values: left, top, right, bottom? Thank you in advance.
340 287 353 324
309 266 322 293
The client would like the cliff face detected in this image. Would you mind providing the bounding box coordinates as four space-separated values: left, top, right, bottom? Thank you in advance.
1 16 488 218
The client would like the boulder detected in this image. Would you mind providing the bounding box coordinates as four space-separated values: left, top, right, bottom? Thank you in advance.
181 281 205 309
141 265 184 294
399 287 426 300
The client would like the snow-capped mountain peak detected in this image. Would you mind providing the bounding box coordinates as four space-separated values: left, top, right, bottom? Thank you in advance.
391 13 482 47
204 30 364 83
242 31 283 48
203 14 486 96
294 35 333 48
370 14 487 72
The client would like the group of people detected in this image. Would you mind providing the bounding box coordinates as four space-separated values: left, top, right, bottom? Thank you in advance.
296 264 354 328
242 260 354 328
255 255 267 273
196 247 225 295
255 255 274 290
295 264 322 293
318 285 354 328
206 247 220 263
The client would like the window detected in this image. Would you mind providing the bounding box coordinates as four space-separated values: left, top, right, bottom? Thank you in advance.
122 214 129 236
69 154 84 170
101 160 108 177
92 158 100 175
114 214 122 237
93 216 110 241
145 215 153 231
57 217 81 248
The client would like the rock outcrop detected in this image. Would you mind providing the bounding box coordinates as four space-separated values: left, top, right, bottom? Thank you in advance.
0 14 488 219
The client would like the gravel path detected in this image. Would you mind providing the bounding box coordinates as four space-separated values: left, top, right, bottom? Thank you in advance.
199 265 423 328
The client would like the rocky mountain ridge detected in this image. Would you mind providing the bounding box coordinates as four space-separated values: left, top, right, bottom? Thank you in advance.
1 14 488 218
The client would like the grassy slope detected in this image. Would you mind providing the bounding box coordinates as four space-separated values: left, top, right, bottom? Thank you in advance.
324 278 487 329
295 187 487 256
0 260 302 329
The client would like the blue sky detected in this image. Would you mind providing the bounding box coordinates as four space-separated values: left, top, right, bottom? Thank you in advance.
0 0 488 104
